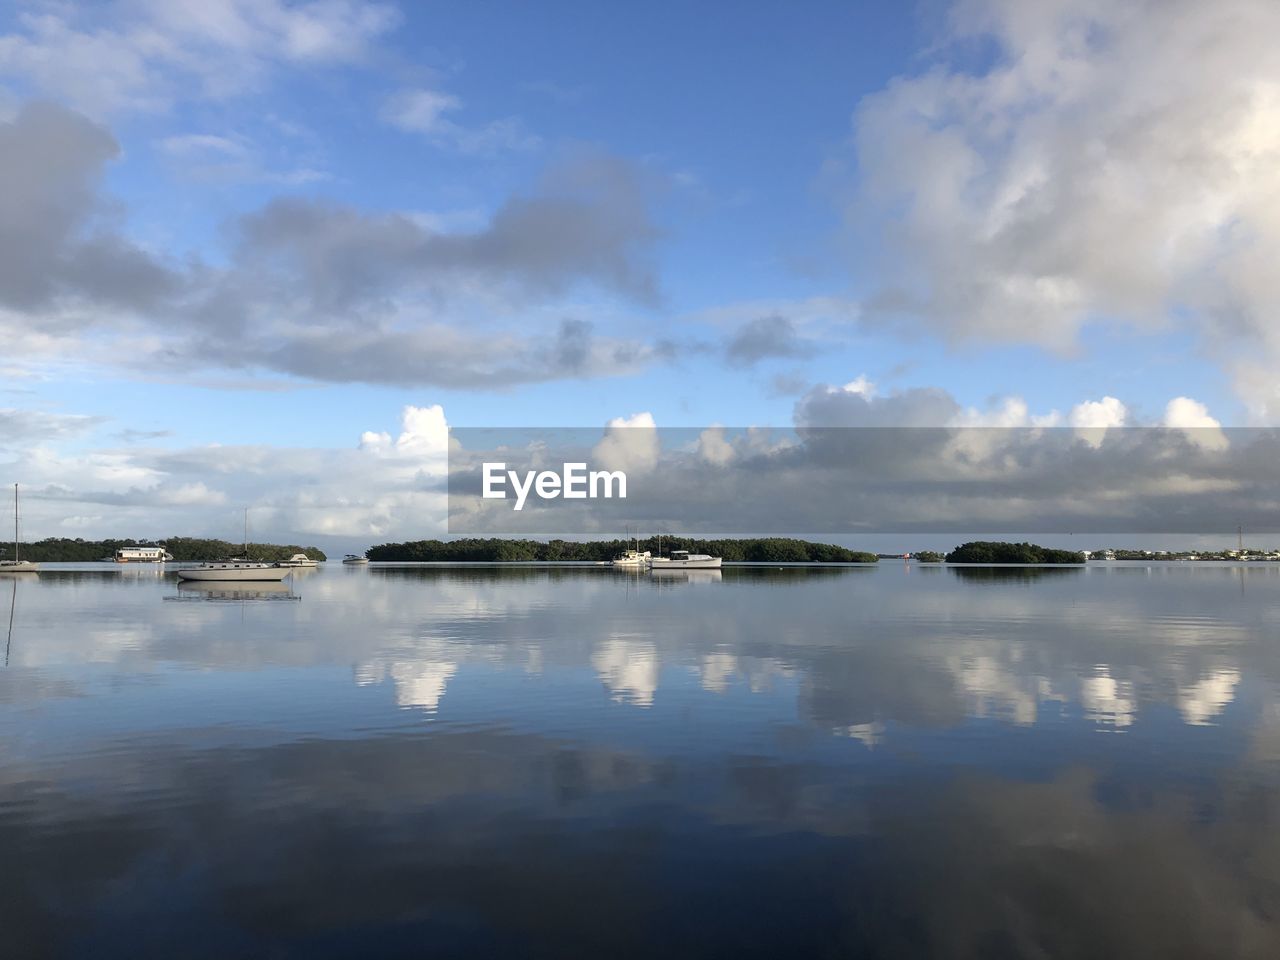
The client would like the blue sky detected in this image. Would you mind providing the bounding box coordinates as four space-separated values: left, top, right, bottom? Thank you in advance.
1 0 1277 546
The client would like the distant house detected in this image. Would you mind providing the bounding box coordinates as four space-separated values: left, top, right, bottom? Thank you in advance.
114 546 174 563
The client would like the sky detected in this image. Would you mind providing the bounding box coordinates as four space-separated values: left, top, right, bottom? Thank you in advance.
2 0 1279 549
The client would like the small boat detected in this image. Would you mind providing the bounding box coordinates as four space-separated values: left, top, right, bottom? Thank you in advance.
649 550 722 570
342 554 370 565
0 484 38 573
114 545 174 563
279 553 320 567
176 559 291 582
175 509 290 582
611 549 650 568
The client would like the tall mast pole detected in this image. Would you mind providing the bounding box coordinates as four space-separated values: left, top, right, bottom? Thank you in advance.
13 484 18 563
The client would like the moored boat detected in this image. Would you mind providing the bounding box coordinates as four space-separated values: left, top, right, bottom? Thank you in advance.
175 509 291 581
649 550 722 570
342 554 370 565
1 484 38 573
279 553 320 567
114 545 174 563
176 559 291 582
610 549 650 568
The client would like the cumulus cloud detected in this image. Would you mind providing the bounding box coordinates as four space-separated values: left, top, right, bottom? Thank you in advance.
448 386 1280 536
0 102 178 314
6 404 453 543
0 102 669 389
225 149 660 313
593 412 660 476
1164 396 1229 451
847 0 1280 410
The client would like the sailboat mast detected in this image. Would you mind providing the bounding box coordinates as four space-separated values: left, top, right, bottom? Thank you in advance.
244 508 249 558
13 484 18 563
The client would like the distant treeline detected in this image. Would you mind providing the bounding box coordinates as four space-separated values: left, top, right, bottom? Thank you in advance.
945 541 1085 564
2 537 326 562
367 537 878 563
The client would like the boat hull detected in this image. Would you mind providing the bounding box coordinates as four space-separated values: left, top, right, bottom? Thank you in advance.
176 565 291 582
650 557 722 569
0 560 39 573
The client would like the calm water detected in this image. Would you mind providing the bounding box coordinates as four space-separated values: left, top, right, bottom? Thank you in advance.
4 562 1280 958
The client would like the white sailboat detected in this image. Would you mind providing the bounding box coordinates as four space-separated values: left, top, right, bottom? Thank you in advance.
610 532 651 568
176 510 291 582
0 484 39 573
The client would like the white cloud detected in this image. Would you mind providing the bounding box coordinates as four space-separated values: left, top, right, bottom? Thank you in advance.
1163 396 1229 451
380 88 462 134
0 0 399 115
1068 396 1127 448
696 426 735 466
848 0 1280 413
841 375 876 398
381 86 540 154
6 404 452 543
593 412 660 476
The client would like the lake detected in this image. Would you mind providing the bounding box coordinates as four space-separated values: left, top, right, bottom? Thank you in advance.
3 562 1280 958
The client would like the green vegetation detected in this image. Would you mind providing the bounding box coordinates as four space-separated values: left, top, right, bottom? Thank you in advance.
944 541 1085 564
913 551 945 563
367 537 877 563
2 537 326 563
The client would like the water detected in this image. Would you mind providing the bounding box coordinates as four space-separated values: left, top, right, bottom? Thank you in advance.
4 562 1280 958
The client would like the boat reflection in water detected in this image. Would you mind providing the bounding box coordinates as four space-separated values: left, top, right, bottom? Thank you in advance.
648 567 723 585
171 580 300 602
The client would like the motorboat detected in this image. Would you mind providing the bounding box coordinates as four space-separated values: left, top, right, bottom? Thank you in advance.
1 484 38 573
342 554 370 565
649 550 722 570
279 553 320 567
176 559 291 582
610 549 651 568
114 545 174 563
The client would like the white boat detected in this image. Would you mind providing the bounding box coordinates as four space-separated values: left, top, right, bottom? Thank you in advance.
114 545 173 563
175 509 290 582
649 550 722 570
0 484 38 573
611 549 651 568
176 559 291 582
342 554 370 565
279 553 320 567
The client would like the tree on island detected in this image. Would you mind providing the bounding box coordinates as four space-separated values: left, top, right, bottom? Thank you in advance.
944 541 1085 564
913 551 945 563
4 537 327 563
366 537 878 563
